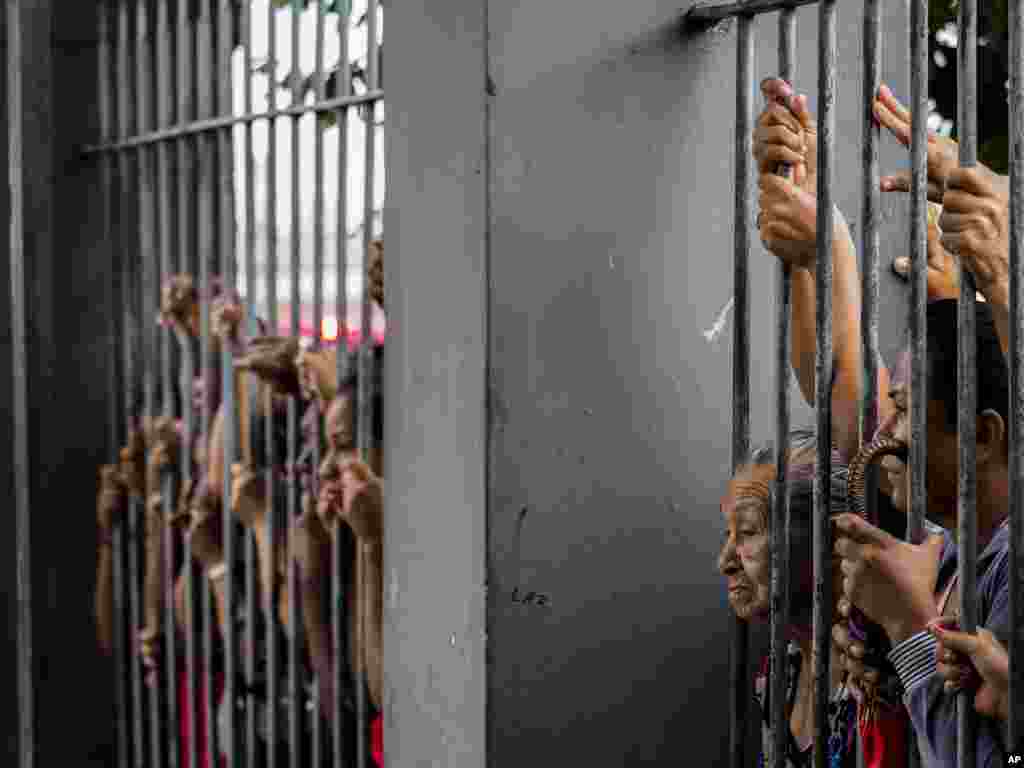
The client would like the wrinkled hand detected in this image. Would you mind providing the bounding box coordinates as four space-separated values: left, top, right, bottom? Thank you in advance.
291 495 331 581
833 516 943 645
754 78 816 193
939 166 1010 307
874 83 959 203
235 336 302 397
832 598 884 698
757 173 819 271
930 622 1009 721
890 203 975 302
159 274 199 335
296 348 338 409
230 462 266 528
337 458 383 543
120 428 148 498
185 488 224 571
98 464 126 532
212 295 244 342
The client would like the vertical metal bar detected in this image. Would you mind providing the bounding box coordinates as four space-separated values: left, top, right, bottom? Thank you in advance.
118 1 147 763
333 9 353 766
312 4 327 762
241 2 259 767
907 0 928 553
265 3 282 766
956 2 979 766
176 1 200 766
100 3 131 766
814 2 837 767
7 1 33 765
357 4 380 766
1009 0 1024 753
137 0 165 763
729 9 752 768
288 3 303 767
156 0 179 764
769 11 794 768
197 1 217 764
217 1 239 765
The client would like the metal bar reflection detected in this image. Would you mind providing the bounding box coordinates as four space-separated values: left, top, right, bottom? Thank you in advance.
814 2 836 766
1009 0 1024 753
956 2 979 766
729 8 753 768
769 10 794 768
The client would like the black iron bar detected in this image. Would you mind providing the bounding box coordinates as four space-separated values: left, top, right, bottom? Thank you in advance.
357 4 380 764
687 0 818 26
197 1 217 764
1009 0 1024 753
956 1 978 766
99 3 130 765
814 2 836 767
265 2 281 765
176 1 200 766
217 1 240 765
156 1 179 764
288 3 303 767
728 8 752 768
333 8 353 766
118 0 147 763
241 2 259 766
82 92 384 156
769 10 794 768
7 1 34 765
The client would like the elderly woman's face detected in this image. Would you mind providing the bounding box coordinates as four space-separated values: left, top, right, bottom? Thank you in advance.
717 469 772 622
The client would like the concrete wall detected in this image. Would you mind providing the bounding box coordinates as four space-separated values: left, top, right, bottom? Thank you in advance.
388 0 917 765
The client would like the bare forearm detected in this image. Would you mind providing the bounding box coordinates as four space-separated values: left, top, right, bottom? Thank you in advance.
143 524 165 633
299 573 336 721
96 544 114 655
360 544 383 711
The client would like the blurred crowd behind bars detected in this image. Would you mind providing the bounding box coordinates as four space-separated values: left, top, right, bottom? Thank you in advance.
81 0 384 766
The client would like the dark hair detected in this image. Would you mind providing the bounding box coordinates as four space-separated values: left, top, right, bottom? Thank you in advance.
925 299 1009 432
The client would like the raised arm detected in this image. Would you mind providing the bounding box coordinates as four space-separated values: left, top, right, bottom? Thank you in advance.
754 79 890 462
95 465 126 655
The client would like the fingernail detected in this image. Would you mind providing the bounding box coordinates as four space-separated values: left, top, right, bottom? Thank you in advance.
893 257 910 275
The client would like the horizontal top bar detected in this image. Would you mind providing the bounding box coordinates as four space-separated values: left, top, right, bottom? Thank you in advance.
687 0 818 25
81 90 384 155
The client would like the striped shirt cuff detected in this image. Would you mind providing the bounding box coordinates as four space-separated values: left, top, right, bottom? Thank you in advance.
887 630 938 694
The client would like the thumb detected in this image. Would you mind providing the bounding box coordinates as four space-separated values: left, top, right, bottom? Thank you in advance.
881 172 911 194
935 628 982 658
790 93 815 134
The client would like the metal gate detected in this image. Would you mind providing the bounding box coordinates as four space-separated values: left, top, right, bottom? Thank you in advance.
686 0 1024 766
11 0 384 765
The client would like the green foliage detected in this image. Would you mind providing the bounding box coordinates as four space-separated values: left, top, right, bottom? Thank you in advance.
980 134 1009 175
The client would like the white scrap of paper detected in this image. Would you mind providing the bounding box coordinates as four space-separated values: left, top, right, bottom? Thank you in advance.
702 297 735 343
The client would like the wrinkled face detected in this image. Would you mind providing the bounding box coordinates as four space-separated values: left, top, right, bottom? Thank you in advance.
718 470 772 622
878 348 959 525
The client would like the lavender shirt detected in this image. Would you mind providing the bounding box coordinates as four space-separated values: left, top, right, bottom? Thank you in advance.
886 521 1010 767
